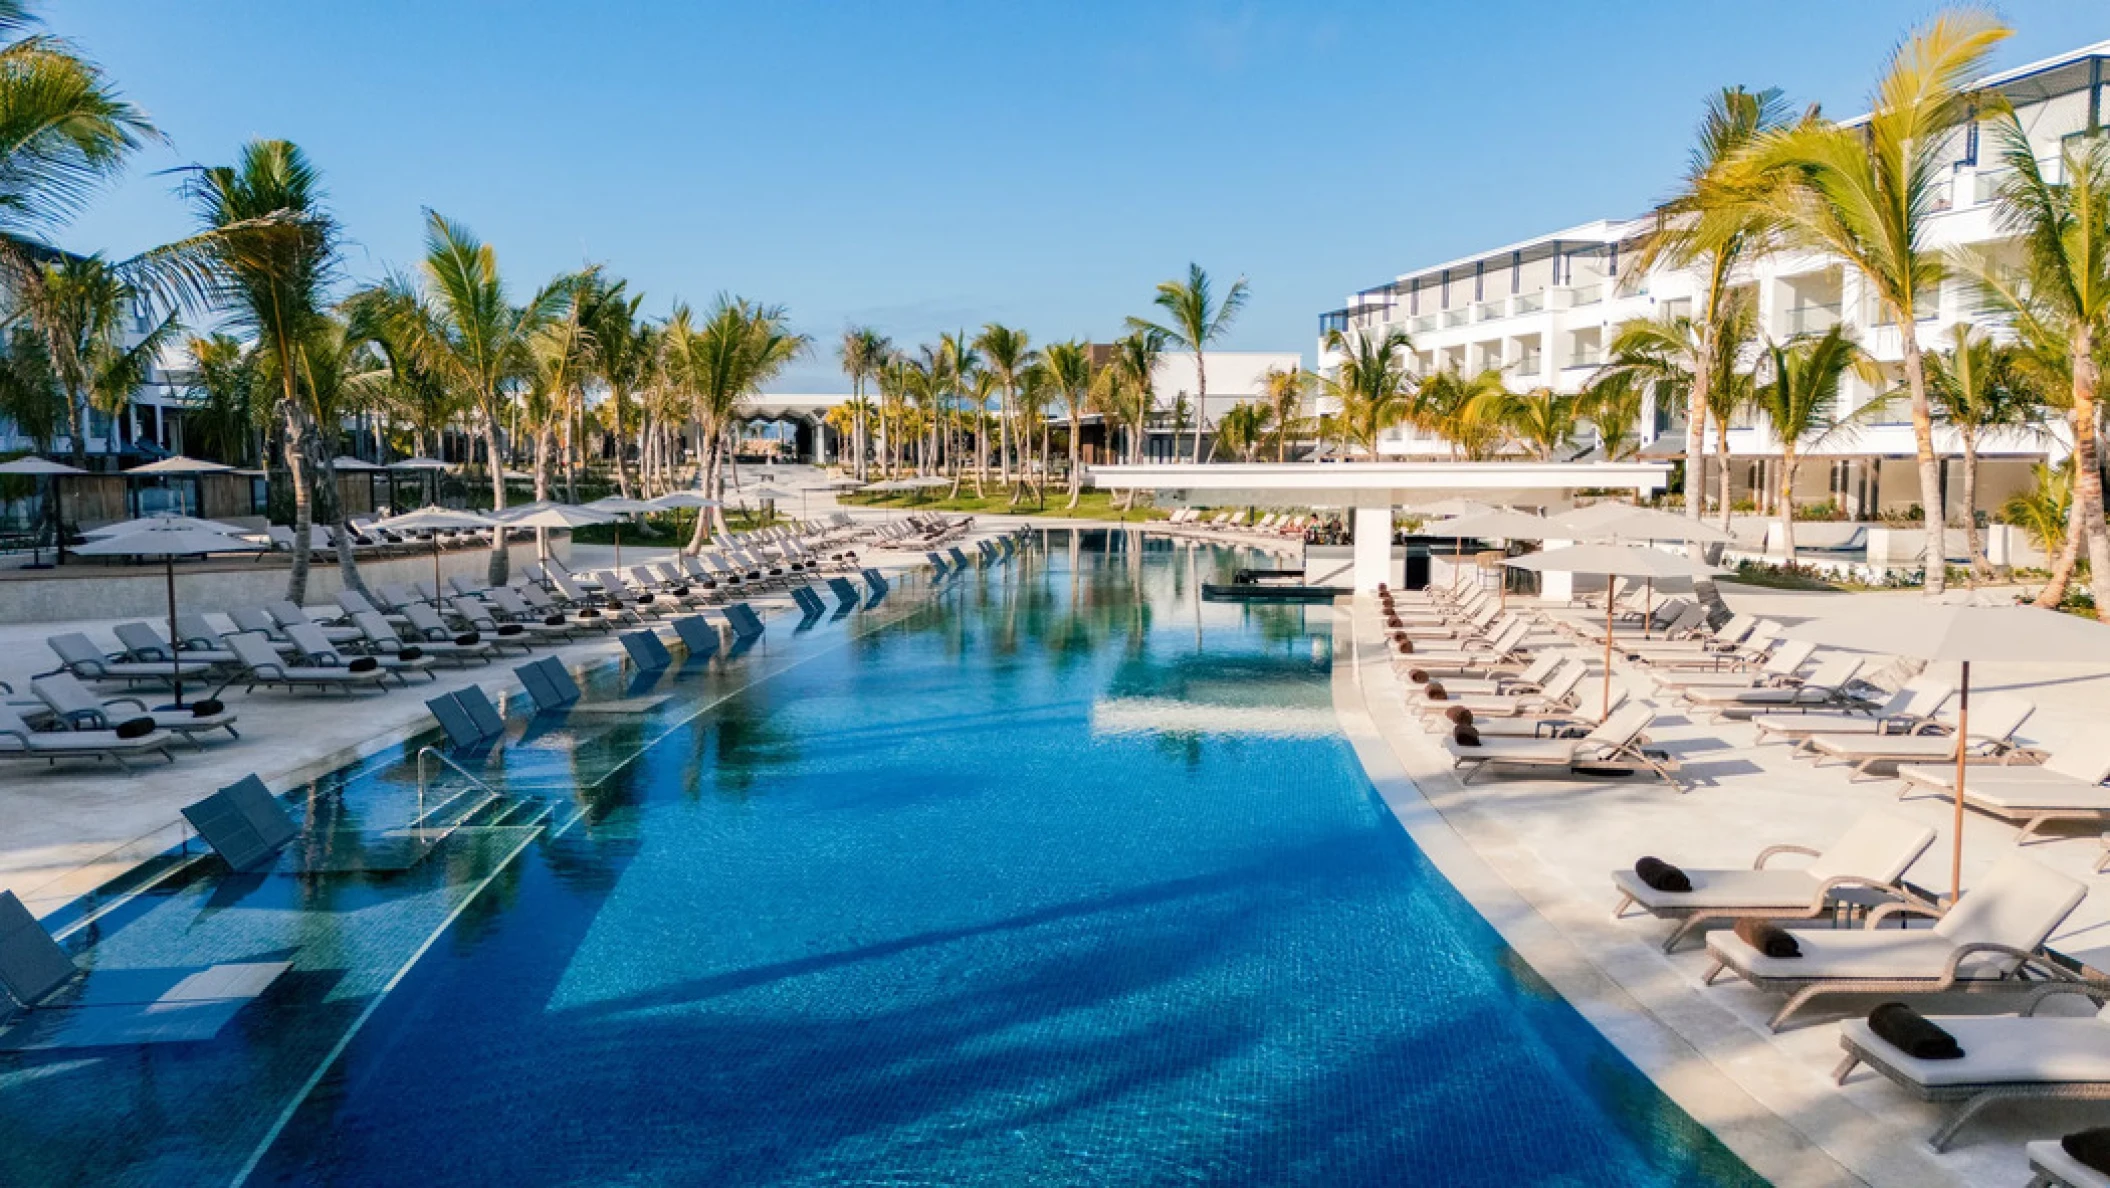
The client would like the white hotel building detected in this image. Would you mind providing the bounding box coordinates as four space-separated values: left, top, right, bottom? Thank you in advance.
1317 41 2109 520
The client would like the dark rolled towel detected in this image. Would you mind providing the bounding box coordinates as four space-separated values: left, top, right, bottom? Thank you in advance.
2061 1128 2110 1175
1445 706 1474 726
636 593 656 605
453 632 481 647
1452 723 1481 747
579 608 602 619
114 716 155 740
1394 638 1413 654
544 614 567 627
399 646 424 661
1406 668 1429 684
191 698 224 717
1385 615 1403 629
1376 583 1389 593
1868 1002 1963 1061
1733 918 1800 959
670 586 689 597
497 623 524 636
1633 856 1692 893
347 656 380 674
1423 682 1447 701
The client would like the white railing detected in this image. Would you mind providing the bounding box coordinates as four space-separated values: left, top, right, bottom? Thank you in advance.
1411 314 1437 334
1514 292 1544 314
1786 303 1841 334
1474 301 1504 322
1443 309 1469 329
1569 283 1603 306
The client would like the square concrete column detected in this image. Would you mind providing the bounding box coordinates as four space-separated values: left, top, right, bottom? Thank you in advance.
1353 504 1394 592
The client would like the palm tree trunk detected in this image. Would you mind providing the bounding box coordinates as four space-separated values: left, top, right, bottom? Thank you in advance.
998 386 1012 484
282 399 315 604
480 401 510 586
2036 494 2084 609
1961 429 1987 582
1780 450 1798 562
1715 421 1733 532
317 452 372 601
1900 326 1946 595
1066 408 1083 509
2070 330 2110 621
1189 353 1207 465
1687 347 1711 522
612 388 633 498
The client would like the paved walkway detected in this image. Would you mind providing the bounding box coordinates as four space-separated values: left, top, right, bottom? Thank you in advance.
1340 584 2110 1188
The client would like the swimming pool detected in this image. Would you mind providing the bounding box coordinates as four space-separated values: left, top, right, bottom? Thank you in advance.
0 530 1763 1186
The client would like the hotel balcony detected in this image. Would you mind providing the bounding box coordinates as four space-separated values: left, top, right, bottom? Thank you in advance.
1785 302 1842 335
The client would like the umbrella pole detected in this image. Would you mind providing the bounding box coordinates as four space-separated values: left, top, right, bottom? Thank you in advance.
1951 661 1971 905
1603 595 1614 718
432 538 441 597
1644 579 1653 641
614 522 622 569
167 554 184 709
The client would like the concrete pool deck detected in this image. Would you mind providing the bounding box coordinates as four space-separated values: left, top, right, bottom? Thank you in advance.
1338 586 2110 1188
0 525 1019 919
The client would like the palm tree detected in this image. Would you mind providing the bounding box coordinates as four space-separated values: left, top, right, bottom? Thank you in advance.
16 254 175 461
1097 329 1162 509
974 322 1032 492
1256 364 1311 462
1127 263 1248 463
1412 367 1510 460
0 1 155 270
1041 339 1091 508
1472 385 1579 460
1738 13 2010 594
187 139 342 601
1968 111 2110 615
385 211 573 583
1214 401 1274 461
1598 298 1760 526
660 296 806 546
1318 327 1412 460
180 333 261 465
837 326 889 481
1753 326 1876 560
1926 323 2042 579
1578 372 1646 460
1635 85 1793 524
2002 460 2073 576
581 275 649 497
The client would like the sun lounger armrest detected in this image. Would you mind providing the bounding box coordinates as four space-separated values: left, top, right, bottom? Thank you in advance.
1808 875 1922 914
0 722 30 746
1753 844 1821 869
100 695 147 713
1865 901 1945 929
2023 983 2110 1015
1938 941 2072 987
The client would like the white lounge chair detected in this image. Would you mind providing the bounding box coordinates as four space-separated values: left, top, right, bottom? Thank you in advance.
46 633 212 688
1802 693 2035 778
1896 735 2110 844
1442 704 1682 789
224 632 392 695
1647 639 1816 691
1702 851 2088 1030
1750 676 1955 745
30 673 238 747
1679 653 1866 720
1836 986 2110 1151
1610 810 1936 951
0 702 174 770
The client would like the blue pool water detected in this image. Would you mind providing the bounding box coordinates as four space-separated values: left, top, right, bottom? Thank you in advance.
0 531 1763 1186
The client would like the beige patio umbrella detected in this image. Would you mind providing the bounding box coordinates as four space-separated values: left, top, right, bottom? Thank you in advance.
371 505 501 591
501 503 614 561
586 496 656 567
72 521 265 707
1423 508 1567 602
1782 603 2110 903
1555 506 1736 638
1507 544 1727 717
0 456 84 567
127 454 231 520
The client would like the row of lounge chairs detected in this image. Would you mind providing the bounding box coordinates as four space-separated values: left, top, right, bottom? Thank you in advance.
1160 508 1310 540
1375 579 2110 1166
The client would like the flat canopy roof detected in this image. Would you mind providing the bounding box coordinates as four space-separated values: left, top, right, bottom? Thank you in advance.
1088 461 1670 504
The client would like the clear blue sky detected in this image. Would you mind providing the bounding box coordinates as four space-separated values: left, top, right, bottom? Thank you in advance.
53 1 2110 391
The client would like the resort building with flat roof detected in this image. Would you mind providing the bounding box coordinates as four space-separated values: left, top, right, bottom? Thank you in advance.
1319 40 2110 519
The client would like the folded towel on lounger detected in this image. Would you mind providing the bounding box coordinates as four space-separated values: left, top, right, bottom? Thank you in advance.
1868 1002 1962 1060
1634 857 1691 893
1733 918 1799 958
2064 1128 2110 1175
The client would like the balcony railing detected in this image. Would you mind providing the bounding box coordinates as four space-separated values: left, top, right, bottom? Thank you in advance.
1442 309 1469 329
1568 283 1603 307
1474 301 1504 322
1786 302 1842 335
1516 351 1544 375
1514 292 1544 314
1564 347 1604 369
1410 314 1437 334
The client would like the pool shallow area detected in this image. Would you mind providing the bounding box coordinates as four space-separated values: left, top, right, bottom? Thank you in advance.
0 531 1765 1186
